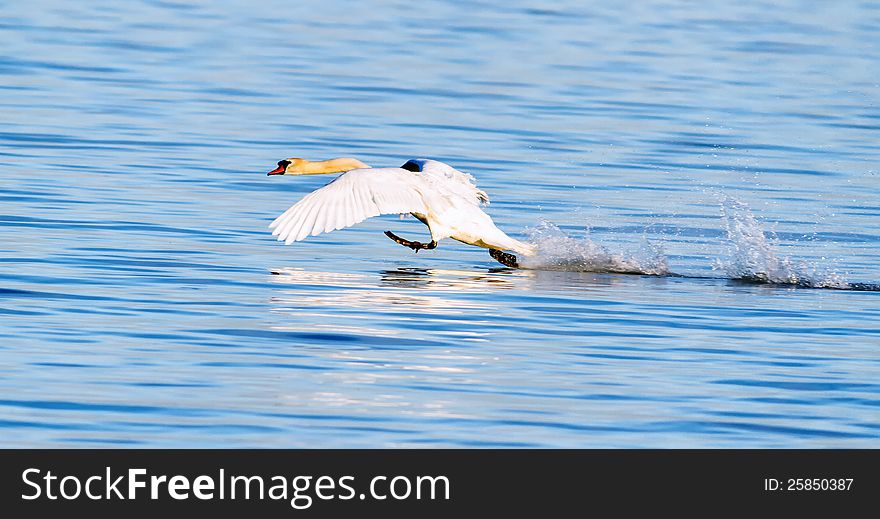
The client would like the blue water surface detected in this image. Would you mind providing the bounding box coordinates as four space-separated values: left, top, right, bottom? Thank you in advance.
0 0 878 447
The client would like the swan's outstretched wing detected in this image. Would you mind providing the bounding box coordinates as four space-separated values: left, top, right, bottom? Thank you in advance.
403 159 489 205
269 168 428 244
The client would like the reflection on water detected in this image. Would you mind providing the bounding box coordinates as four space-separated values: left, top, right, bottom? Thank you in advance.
380 268 519 291
270 267 501 310
1 0 879 447
269 268 500 343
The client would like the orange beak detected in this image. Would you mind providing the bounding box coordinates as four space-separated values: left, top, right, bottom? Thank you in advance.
267 165 285 175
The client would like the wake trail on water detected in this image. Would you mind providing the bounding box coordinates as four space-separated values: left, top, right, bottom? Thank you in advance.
516 197 880 292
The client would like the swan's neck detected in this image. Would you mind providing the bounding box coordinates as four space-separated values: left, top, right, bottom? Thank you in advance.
301 158 370 175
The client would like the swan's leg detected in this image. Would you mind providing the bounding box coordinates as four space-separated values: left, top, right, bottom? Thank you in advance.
489 249 518 268
384 231 437 252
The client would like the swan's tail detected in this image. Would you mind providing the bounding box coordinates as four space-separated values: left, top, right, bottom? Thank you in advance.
508 238 537 256
485 231 536 256
486 230 536 267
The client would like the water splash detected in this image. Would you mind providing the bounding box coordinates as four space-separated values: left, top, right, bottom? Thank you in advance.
511 200 879 291
715 197 851 289
517 220 669 275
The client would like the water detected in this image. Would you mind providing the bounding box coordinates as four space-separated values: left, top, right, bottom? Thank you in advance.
1 0 878 447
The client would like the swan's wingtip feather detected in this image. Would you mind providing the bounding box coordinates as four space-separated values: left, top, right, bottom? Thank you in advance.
269 212 289 228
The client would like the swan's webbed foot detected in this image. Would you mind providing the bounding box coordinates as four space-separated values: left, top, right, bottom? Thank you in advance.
489 249 519 268
384 230 437 253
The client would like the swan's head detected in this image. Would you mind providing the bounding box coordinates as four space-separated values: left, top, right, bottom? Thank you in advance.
267 158 309 175
267 157 369 176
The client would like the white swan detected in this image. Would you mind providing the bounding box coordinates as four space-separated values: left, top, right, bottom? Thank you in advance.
267 157 535 267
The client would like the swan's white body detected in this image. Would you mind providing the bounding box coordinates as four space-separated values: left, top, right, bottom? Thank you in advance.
269 159 535 256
